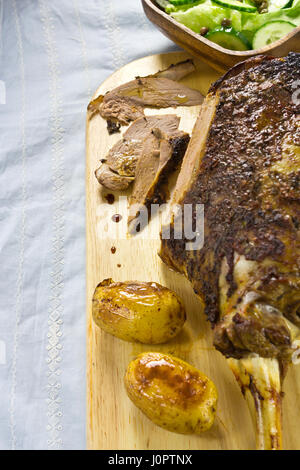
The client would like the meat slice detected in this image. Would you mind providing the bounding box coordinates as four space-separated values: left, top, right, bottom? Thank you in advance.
88 60 203 131
120 114 180 140
95 115 181 190
106 115 180 177
153 59 196 81
128 128 190 228
160 53 300 449
89 94 144 129
95 164 134 191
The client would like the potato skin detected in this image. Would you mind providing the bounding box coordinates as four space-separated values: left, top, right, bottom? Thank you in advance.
92 279 186 344
124 352 218 434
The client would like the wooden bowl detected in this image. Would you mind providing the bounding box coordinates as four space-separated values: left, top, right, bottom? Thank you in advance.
142 0 300 72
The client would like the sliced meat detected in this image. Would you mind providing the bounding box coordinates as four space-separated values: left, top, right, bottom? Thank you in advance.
117 77 203 108
88 60 203 131
106 115 180 177
95 164 134 191
154 59 196 81
98 78 203 125
106 139 140 178
121 114 180 140
89 94 145 127
128 128 190 229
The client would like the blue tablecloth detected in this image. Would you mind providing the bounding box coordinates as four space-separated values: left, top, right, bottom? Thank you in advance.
0 0 175 450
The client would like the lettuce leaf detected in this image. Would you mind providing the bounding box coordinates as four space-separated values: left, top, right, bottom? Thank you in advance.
171 3 242 32
241 4 300 31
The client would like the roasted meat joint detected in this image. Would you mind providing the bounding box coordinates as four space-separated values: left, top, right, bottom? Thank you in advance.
160 53 300 450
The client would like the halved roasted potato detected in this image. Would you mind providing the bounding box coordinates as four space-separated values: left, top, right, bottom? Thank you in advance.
92 279 186 344
124 352 218 434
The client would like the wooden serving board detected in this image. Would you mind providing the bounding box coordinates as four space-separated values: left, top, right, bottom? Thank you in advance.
86 51 300 450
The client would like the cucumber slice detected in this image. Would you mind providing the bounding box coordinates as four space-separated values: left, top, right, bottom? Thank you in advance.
252 20 296 48
169 0 199 4
268 0 293 11
212 0 257 12
155 0 173 10
206 27 251 49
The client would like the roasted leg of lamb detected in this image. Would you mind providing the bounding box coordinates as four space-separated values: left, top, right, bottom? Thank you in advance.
160 53 300 450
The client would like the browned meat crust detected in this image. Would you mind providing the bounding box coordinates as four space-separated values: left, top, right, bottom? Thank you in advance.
160 53 300 361
107 120 121 135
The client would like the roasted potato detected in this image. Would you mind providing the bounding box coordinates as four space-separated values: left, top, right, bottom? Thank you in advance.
124 352 218 434
92 279 186 344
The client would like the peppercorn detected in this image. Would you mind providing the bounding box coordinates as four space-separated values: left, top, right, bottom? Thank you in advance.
221 18 232 28
200 27 209 36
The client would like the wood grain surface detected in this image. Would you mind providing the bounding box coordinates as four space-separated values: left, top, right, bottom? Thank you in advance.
142 0 300 72
86 51 300 450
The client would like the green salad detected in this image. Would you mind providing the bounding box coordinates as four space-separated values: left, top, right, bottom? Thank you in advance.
156 0 300 50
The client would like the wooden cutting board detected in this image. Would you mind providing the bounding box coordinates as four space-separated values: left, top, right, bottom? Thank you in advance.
86 51 300 450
